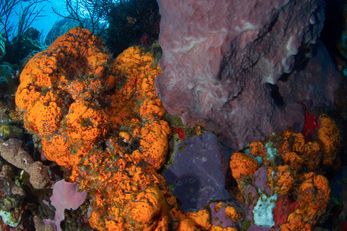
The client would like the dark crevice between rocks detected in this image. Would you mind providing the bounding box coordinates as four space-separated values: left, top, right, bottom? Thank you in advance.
265 83 285 108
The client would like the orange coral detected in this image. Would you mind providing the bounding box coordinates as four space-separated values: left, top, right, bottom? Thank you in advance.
281 131 305 154
16 28 180 231
211 226 238 231
280 173 330 231
282 152 304 170
318 115 340 166
279 124 338 170
186 209 212 230
64 100 108 142
77 46 174 230
177 217 201 231
229 152 259 181
24 94 62 137
272 165 294 196
250 141 265 158
140 98 166 121
303 141 321 170
15 28 112 172
229 127 334 231
225 206 242 222
119 131 131 143
127 187 169 230
81 150 177 231
139 120 171 170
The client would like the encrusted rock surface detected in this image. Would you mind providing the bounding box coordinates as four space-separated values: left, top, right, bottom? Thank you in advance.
0 138 50 189
162 132 231 212
156 0 341 150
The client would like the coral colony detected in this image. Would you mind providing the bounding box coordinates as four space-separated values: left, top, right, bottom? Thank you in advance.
11 27 340 230
0 0 346 230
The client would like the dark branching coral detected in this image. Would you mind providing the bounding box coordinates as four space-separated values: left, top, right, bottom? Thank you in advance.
106 0 160 56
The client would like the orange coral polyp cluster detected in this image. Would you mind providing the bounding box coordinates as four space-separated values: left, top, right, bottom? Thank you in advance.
318 115 341 166
64 100 108 142
229 125 340 231
229 152 259 181
16 28 204 230
15 28 112 170
280 173 330 231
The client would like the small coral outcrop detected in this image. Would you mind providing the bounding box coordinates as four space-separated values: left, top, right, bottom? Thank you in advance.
0 138 49 189
228 125 339 230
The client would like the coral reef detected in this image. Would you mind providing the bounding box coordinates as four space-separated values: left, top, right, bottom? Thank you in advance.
15 27 112 172
227 126 338 230
2 27 43 65
317 115 341 166
0 163 26 228
229 152 259 181
156 0 341 150
13 27 341 231
15 28 177 230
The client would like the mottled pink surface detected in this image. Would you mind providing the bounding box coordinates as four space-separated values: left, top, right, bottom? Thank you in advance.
156 0 340 150
44 180 86 231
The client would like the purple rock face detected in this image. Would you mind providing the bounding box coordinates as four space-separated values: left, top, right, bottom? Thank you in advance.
248 224 272 231
278 41 341 109
156 0 341 150
254 167 272 195
243 185 259 221
162 132 231 212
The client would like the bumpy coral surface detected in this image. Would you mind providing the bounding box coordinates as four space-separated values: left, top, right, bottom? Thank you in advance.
15 28 340 231
229 152 259 181
228 125 339 230
280 173 330 231
15 28 173 230
15 27 112 171
16 28 225 230
318 115 341 166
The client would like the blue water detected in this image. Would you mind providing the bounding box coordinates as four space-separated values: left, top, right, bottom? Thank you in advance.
7 0 68 39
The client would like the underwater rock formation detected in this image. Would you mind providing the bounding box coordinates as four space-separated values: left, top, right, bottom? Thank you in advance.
163 131 231 212
0 138 49 189
156 0 341 150
0 164 25 228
